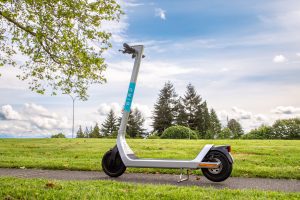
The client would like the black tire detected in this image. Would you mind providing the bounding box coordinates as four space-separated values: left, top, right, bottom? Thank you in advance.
201 150 232 182
102 150 126 177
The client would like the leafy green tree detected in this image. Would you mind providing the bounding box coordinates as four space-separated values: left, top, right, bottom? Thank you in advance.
0 0 122 100
161 125 198 139
242 125 273 139
127 108 145 138
90 123 101 138
227 119 244 138
152 81 177 135
101 109 118 137
51 133 66 138
272 118 300 139
218 128 231 139
183 84 202 130
208 108 222 139
76 125 85 138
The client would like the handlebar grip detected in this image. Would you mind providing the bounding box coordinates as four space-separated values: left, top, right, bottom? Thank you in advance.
123 43 136 54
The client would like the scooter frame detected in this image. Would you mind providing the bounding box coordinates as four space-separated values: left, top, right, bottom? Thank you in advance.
116 44 227 171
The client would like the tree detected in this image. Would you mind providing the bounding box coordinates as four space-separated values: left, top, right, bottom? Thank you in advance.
227 119 244 138
76 125 85 138
127 108 146 138
90 123 101 138
101 109 118 136
0 1 122 100
196 101 210 138
242 125 272 139
51 133 66 138
152 81 177 135
272 118 300 139
209 108 222 139
84 127 90 138
183 84 202 131
218 128 231 139
174 97 188 126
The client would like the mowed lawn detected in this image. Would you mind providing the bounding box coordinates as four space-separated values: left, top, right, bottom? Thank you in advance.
0 177 299 200
0 139 299 179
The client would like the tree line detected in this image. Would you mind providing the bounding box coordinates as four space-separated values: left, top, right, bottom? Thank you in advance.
76 81 299 139
76 108 146 138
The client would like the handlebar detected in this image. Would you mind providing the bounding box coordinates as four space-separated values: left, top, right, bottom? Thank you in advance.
119 43 145 59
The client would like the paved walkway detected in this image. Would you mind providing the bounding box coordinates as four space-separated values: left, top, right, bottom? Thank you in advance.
0 168 299 192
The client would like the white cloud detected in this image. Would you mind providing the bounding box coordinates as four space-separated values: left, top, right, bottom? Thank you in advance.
0 103 70 137
0 105 22 120
273 55 287 63
97 102 122 116
271 106 300 114
155 8 166 20
296 53 300 57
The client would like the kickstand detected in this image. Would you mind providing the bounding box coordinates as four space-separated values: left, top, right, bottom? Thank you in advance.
177 168 190 183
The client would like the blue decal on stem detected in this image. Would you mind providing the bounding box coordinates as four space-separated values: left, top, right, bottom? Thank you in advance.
124 82 136 112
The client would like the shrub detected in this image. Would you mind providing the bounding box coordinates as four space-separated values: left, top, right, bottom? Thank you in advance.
161 125 197 139
51 133 66 138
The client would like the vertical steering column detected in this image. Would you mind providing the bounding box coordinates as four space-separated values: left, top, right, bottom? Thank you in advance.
117 45 144 155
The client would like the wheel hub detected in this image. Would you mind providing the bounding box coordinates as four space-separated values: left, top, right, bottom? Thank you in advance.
208 158 223 174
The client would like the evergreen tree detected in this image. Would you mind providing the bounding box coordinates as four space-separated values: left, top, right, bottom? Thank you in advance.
101 109 118 136
127 108 146 138
209 108 222 138
174 97 188 126
152 81 177 135
227 119 244 138
183 84 202 131
76 125 85 138
90 123 101 138
84 127 90 138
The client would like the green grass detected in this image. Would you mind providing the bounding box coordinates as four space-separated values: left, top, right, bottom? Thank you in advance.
0 177 299 200
0 139 299 179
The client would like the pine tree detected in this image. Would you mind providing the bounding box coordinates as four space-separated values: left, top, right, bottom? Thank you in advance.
174 97 188 126
209 108 222 139
76 125 85 138
152 81 177 135
183 84 202 130
90 123 101 138
227 119 244 138
127 108 146 138
101 109 118 136
202 101 211 137
84 127 90 138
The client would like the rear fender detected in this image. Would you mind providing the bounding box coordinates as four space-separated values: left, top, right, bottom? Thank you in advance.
209 145 234 164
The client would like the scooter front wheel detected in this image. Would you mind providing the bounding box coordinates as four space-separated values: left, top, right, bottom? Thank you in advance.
102 149 126 177
201 151 232 182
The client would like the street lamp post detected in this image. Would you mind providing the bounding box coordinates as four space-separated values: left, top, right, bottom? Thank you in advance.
68 94 77 138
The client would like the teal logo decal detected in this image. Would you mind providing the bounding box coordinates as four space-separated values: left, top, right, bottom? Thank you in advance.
124 82 136 112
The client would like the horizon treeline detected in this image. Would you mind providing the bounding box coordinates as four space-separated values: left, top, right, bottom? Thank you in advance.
76 82 299 139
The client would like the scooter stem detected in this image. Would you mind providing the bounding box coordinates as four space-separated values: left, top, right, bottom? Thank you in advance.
118 45 144 153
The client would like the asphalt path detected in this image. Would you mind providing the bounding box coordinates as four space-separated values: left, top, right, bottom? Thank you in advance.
0 168 299 192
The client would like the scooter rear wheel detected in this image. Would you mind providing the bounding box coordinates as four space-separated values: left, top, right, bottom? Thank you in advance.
201 151 232 182
102 149 126 177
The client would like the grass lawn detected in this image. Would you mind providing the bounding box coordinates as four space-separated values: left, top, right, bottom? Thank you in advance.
0 177 299 200
0 139 299 179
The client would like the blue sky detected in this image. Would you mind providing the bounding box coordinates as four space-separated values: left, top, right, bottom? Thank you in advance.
0 0 300 137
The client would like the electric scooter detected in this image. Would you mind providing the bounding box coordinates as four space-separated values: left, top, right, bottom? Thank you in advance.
102 43 233 182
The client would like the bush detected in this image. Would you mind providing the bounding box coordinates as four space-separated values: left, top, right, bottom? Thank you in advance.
242 125 273 139
161 125 198 139
51 133 66 138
